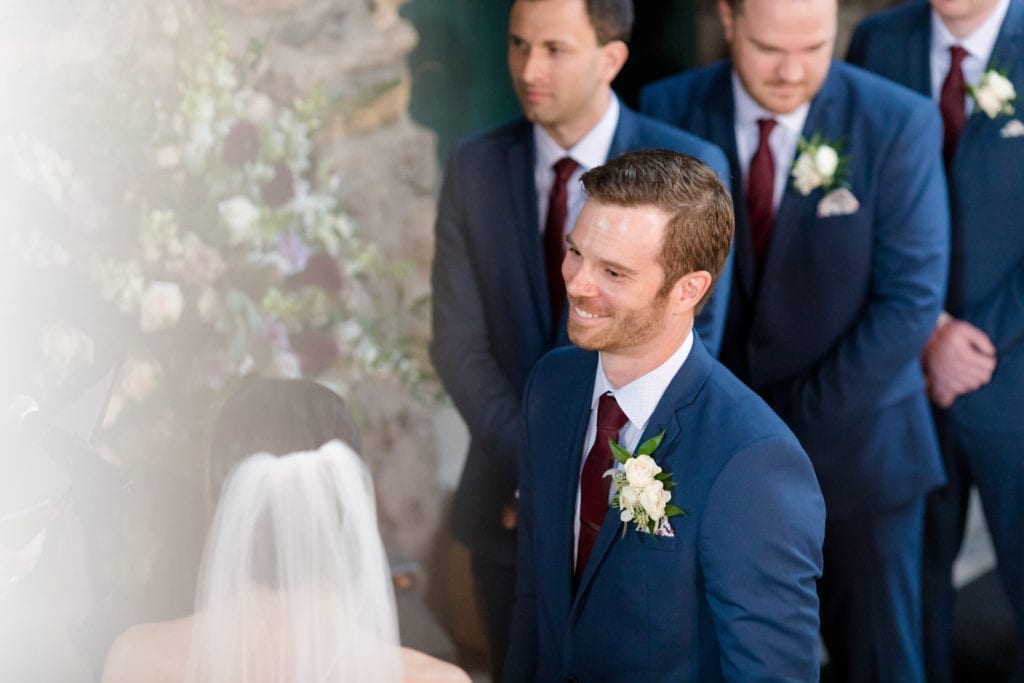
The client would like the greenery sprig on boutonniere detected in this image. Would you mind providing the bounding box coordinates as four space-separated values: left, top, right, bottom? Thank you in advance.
603 432 686 537
969 68 1017 119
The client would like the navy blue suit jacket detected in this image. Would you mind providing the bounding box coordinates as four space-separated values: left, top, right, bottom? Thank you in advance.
848 0 1024 431
431 103 732 562
640 62 950 517
505 337 825 682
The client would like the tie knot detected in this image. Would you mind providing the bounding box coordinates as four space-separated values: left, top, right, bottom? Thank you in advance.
949 45 968 67
596 393 629 433
552 157 579 185
756 118 777 143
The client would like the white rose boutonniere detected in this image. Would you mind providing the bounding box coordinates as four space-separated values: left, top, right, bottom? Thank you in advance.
790 133 848 196
969 69 1017 119
604 432 686 537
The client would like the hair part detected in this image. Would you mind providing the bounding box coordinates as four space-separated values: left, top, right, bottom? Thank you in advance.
579 149 734 310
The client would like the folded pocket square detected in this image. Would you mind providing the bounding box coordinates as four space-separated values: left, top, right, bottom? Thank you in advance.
817 187 860 217
1000 119 1024 138
654 516 675 538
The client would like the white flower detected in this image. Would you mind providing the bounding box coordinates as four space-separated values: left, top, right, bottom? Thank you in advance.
639 480 671 521
119 360 162 402
814 145 839 178
154 145 180 168
139 281 184 331
197 287 221 323
620 484 639 513
218 195 261 245
791 151 823 195
624 454 662 490
971 70 1016 118
270 350 303 379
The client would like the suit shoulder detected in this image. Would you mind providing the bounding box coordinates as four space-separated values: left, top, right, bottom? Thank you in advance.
854 1 928 36
700 362 803 451
447 118 530 162
629 111 729 175
834 61 936 119
529 346 595 387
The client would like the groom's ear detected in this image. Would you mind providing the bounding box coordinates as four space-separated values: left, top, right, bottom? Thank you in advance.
670 271 713 313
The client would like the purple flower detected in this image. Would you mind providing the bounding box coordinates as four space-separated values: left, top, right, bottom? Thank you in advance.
274 232 311 276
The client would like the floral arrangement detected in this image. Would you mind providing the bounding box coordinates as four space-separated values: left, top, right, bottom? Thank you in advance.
8 34 430 434
790 133 847 196
969 68 1016 119
605 432 685 537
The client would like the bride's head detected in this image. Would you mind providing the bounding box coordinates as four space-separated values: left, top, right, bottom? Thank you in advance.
187 379 401 683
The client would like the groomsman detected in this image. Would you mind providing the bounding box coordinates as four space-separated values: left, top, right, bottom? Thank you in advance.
849 1 1024 679
641 0 950 679
429 0 730 678
505 149 824 682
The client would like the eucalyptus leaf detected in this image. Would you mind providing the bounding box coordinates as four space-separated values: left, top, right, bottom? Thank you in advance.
609 440 632 465
637 430 665 456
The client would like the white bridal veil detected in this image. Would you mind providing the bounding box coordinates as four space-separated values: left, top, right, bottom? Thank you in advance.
184 440 402 683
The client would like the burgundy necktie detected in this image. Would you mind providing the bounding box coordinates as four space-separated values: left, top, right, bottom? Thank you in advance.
940 46 969 167
747 118 777 265
576 393 629 583
544 157 578 331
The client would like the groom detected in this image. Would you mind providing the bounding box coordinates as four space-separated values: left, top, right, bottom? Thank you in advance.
504 150 825 681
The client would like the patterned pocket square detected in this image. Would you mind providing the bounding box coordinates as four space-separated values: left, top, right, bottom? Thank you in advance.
1000 119 1024 138
817 187 860 218
654 516 675 538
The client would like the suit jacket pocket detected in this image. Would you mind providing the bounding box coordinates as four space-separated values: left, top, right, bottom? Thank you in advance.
620 523 681 553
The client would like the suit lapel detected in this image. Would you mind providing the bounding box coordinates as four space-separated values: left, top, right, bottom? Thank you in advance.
505 124 551 339
756 65 844 317
570 340 714 618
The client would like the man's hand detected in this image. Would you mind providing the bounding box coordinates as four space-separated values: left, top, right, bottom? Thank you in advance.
502 501 518 530
922 314 996 408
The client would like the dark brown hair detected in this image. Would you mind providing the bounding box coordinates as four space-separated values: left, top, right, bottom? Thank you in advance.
580 149 734 309
514 0 634 44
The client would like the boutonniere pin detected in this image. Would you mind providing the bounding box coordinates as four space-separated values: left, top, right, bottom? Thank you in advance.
969 68 1016 119
791 133 859 217
604 432 686 538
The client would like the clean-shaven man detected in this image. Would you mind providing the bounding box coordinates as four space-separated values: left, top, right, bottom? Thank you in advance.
505 150 824 682
641 0 951 679
849 1 1024 679
430 1 730 678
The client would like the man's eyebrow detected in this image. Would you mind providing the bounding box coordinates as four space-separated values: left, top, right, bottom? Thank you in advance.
565 235 637 276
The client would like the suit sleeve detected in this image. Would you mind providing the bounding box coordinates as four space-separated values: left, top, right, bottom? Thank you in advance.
503 374 539 681
763 100 950 425
429 147 523 497
700 437 825 681
961 260 1024 355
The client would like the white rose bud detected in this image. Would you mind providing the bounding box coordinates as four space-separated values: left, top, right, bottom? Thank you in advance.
624 454 662 490
620 484 639 511
814 145 839 179
639 480 671 521
218 195 261 245
139 281 184 331
975 86 1003 118
987 72 1016 102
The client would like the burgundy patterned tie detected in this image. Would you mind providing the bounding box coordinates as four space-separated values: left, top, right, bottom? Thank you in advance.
940 46 969 167
576 393 629 583
747 118 777 265
544 157 579 332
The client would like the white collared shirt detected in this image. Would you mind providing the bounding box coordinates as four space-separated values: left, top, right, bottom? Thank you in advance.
930 0 1011 115
572 331 695 562
732 72 810 211
533 96 620 237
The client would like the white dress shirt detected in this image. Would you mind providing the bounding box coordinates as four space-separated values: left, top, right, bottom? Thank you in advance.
930 0 1011 115
572 331 695 562
533 96 619 237
732 72 810 211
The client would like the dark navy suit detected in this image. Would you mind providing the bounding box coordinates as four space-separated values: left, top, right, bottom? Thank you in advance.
504 337 825 682
430 101 731 673
849 2 1024 678
641 60 950 680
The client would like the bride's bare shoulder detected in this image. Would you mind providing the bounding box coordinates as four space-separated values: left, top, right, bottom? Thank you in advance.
101 614 195 683
401 646 472 683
